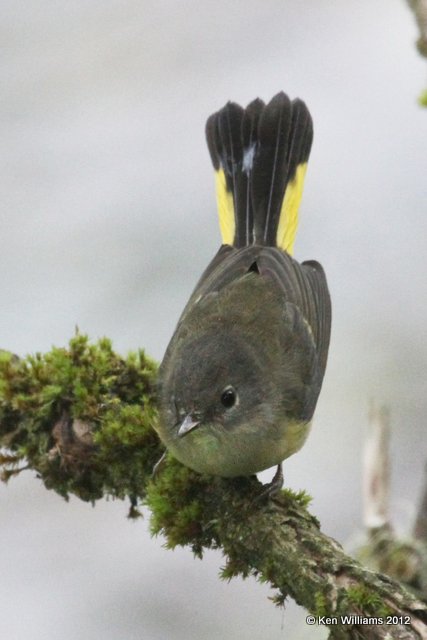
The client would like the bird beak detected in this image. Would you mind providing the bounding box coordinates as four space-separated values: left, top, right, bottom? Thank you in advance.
177 413 200 438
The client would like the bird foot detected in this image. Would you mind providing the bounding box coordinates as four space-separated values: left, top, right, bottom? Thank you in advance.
256 463 284 502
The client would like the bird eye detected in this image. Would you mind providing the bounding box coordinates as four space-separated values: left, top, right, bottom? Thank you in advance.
220 386 238 409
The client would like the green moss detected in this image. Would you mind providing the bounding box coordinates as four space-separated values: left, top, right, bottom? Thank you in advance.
147 457 212 556
281 487 313 508
346 584 392 618
0 333 160 503
314 591 329 618
418 89 427 107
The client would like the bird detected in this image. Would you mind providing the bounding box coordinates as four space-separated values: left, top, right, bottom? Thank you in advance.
155 92 331 487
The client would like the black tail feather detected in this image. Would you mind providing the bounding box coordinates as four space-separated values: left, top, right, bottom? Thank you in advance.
206 91 313 252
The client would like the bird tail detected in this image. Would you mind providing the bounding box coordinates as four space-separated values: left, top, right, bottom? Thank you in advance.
205 92 313 255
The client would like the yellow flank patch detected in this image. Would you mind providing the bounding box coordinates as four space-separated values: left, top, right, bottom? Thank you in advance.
215 168 235 245
276 162 308 255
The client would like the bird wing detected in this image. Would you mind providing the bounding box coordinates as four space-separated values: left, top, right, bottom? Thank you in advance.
182 245 331 385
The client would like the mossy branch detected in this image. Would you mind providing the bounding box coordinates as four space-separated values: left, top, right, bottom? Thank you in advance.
1 335 427 639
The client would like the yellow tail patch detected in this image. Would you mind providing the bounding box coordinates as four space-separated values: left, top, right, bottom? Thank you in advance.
215 168 235 246
276 162 308 255
215 162 308 252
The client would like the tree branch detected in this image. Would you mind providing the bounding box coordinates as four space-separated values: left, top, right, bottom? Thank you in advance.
415 465 427 544
406 0 427 105
1 335 427 638
357 404 427 609
407 0 427 57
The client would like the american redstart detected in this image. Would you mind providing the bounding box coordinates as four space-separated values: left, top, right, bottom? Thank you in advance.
156 92 331 483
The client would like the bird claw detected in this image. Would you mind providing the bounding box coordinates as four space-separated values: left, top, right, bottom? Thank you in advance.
152 451 167 479
256 463 284 502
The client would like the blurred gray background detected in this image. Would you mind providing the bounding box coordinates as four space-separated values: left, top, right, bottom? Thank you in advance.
1 1 426 638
